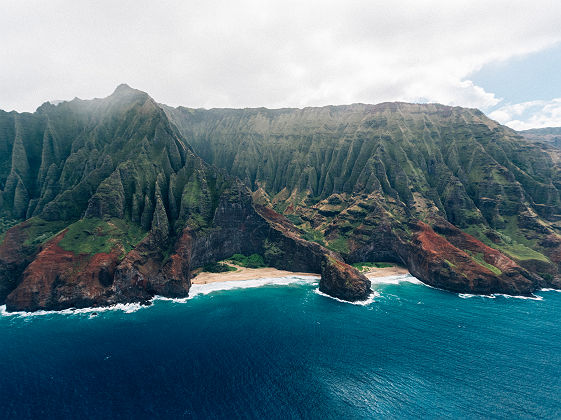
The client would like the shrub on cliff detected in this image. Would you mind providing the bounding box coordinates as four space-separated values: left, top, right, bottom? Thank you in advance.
228 253 266 268
202 262 235 273
246 254 265 268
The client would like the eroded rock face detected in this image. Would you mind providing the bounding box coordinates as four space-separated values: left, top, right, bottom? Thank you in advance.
2 184 371 311
5 231 121 312
2 85 559 311
110 227 194 304
253 205 372 302
320 257 371 301
403 222 538 295
347 218 545 296
0 223 37 303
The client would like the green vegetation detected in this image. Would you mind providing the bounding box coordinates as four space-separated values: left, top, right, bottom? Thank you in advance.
541 273 554 282
22 218 69 247
444 259 457 268
351 262 394 272
0 217 20 243
327 236 350 254
228 253 266 268
464 224 550 263
495 242 550 263
301 228 326 246
496 217 550 262
263 239 284 264
468 252 502 275
202 262 237 273
58 217 147 256
285 214 304 226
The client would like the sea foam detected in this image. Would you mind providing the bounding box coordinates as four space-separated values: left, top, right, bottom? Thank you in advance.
367 273 422 285
314 273 427 305
314 289 380 306
0 302 145 318
0 276 321 317
187 275 320 298
458 293 543 301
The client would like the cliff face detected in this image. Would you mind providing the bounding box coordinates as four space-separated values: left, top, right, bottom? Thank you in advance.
3 180 371 311
1 85 560 311
0 86 371 312
166 103 561 294
520 127 561 149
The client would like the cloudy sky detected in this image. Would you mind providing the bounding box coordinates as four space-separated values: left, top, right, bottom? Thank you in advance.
1 0 560 130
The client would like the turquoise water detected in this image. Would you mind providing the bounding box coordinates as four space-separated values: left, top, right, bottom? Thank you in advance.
1 276 561 419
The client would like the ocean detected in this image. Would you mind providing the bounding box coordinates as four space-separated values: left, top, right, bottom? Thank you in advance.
1 275 561 419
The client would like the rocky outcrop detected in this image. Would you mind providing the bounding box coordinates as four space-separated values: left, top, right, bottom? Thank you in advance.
0 222 39 303
320 257 371 301
252 205 372 301
1 182 371 311
401 221 540 296
350 218 544 296
2 85 561 310
5 231 121 311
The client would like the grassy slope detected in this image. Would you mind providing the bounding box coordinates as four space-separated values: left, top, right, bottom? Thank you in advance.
57 218 147 256
166 103 561 272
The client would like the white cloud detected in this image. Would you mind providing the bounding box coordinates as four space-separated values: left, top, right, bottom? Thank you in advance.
489 99 561 130
0 0 560 112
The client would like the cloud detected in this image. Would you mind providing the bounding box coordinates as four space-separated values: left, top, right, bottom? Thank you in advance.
489 99 561 130
1 0 560 112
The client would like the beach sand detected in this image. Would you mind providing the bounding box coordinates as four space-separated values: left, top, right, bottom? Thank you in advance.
363 265 410 279
191 263 409 284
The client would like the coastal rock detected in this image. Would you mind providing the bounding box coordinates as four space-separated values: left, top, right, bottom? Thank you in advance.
347 218 543 296
0 222 38 302
253 205 372 301
319 257 371 301
2 181 371 311
5 231 121 312
3 85 561 311
400 221 539 296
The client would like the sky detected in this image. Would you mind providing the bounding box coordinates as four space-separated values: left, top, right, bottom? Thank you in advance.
1 0 560 130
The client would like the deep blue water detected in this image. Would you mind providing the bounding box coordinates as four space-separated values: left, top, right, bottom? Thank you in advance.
1 276 561 419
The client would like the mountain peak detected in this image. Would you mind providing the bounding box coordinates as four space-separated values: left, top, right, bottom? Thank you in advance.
113 83 134 93
110 83 148 99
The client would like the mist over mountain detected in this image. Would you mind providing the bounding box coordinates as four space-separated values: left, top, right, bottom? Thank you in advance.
1 85 560 312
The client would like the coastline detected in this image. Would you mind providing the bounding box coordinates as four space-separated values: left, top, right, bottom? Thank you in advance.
1 264 412 317
191 266 319 284
363 265 410 279
191 264 410 284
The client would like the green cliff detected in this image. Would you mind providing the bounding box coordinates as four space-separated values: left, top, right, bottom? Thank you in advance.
0 85 560 311
165 102 561 292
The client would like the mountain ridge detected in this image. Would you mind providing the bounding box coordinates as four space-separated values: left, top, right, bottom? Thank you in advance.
1 85 560 311
0 85 370 311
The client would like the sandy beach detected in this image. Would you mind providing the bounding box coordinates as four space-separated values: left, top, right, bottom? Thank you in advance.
191 263 409 284
363 265 410 279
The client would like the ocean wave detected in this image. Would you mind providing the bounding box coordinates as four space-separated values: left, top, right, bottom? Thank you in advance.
540 288 561 293
0 276 320 318
458 293 496 299
0 302 145 318
187 275 320 298
494 293 543 301
367 273 422 285
458 293 543 301
314 289 380 306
